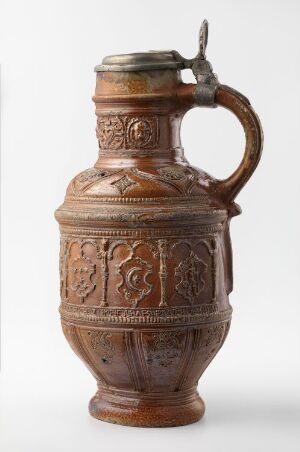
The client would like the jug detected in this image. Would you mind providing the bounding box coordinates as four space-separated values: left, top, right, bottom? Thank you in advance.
55 20 263 427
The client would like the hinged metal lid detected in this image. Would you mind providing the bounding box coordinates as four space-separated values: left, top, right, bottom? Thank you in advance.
94 20 219 107
94 20 216 77
95 50 185 72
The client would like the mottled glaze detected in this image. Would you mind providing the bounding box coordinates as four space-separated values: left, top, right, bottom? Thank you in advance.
55 64 263 427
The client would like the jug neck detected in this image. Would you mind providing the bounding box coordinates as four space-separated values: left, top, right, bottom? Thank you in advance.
93 70 189 168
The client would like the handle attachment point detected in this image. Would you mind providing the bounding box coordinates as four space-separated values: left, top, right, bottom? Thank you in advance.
193 20 219 106
176 21 263 203
173 20 219 105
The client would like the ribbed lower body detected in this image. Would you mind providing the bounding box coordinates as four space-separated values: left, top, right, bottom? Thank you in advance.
89 386 205 427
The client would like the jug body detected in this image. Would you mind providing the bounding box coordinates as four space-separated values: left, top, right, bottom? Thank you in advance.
55 22 263 427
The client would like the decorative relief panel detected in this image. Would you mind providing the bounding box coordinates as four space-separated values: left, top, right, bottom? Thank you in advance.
61 321 231 395
96 115 158 150
175 251 207 304
70 255 96 299
157 166 187 180
126 117 158 149
77 168 119 184
117 254 153 307
131 166 200 195
61 235 219 308
70 164 214 199
111 175 137 195
172 322 230 390
71 168 123 196
146 331 182 367
171 239 217 305
65 239 104 304
76 328 136 390
96 116 125 150
196 323 228 365
201 324 226 348
87 331 115 364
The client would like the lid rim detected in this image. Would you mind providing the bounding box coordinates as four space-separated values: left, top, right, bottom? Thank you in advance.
95 50 185 72
94 62 184 72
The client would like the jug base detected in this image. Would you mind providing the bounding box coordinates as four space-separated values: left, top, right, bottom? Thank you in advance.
88 386 205 427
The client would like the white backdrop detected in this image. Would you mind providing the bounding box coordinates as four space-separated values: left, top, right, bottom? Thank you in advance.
1 1 300 451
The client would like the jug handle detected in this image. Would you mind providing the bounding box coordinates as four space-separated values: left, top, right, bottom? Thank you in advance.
214 85 263 202
178 83 263 204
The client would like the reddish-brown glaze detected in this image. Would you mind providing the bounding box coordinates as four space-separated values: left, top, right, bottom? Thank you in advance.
55 68 263 427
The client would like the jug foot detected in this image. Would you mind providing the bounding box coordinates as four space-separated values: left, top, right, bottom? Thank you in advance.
89 386 205 427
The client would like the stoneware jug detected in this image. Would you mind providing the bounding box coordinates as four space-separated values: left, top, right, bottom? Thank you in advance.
55 21 263 427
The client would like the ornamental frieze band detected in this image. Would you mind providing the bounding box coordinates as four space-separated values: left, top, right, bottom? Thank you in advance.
60 301 232 325
96 115 159 150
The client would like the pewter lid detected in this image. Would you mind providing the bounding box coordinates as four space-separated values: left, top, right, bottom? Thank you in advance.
94 20 219 106
95 20 213 73
94 50 185 72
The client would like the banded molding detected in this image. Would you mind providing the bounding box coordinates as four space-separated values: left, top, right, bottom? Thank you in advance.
59 224 223 238
59 301 232 325
65 194 210 204
55 208 226 226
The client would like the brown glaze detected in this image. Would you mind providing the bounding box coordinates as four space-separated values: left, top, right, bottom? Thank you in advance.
55 64 263 427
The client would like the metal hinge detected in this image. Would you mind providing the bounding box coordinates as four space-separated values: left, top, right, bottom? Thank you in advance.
174 20 219 107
